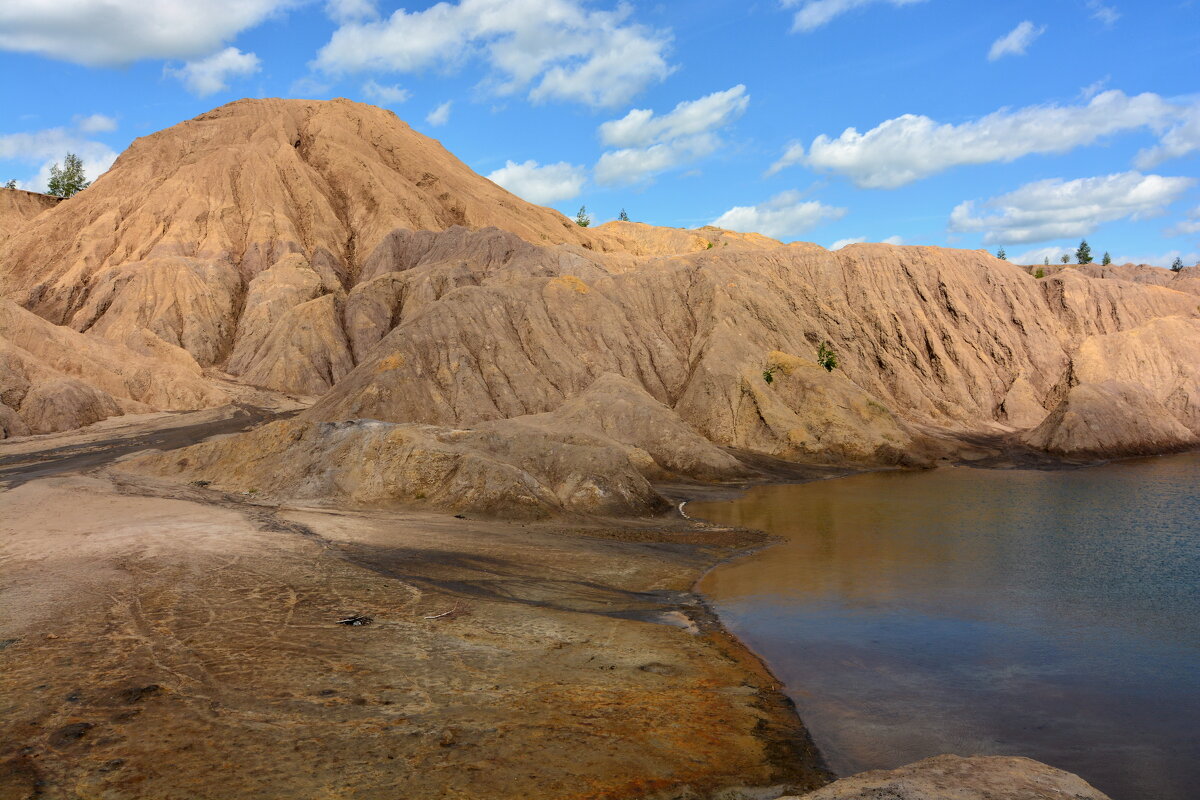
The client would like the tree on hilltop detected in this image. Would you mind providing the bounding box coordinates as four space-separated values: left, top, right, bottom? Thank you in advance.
48 153 89 198
1102 252 1112 266
3 179 16 189
1075 239 1093 264
574 205 590 227
1171 257 1185 272
996 247 1007 260
618 208 629 222
1061 254 1071 264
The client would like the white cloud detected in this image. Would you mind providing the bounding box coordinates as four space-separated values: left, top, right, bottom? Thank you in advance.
166 47 261 96
777 90 1182 188
988 21 1046 61
1112 249 1198 268
781 0 927 33
1012 245 1075 265
1080 78 1109 100
426 101 453 127
0 0 290 66
766 142 806 176
1088 1 1120 26
712 191 846 240
1167 207 1200 237
830 234 902 249
830 237 866 249
949 171 1195 245
314 0 671 108
362 79 410 105
0 126 118 191
74 114 118 133
487 159 585 204
325 0 376 23
598 85 748 148
594 86 748 185
1135 101 1200 168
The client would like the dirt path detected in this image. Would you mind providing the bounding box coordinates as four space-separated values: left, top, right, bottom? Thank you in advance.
0 404 297 488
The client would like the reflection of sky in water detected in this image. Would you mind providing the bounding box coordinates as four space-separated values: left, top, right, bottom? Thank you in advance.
693 454 1200 800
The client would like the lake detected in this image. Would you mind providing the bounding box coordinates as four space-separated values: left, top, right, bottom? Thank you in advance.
692 453 1200 800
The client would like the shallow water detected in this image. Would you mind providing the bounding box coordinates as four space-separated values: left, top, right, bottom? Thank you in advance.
692 453 1200 800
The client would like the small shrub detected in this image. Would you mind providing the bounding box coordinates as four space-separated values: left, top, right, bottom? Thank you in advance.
574 205 591 227
817 342 838 372
762 366 777 384
1034 267 1045 279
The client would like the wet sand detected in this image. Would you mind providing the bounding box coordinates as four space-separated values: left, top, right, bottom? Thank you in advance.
0 407 831 799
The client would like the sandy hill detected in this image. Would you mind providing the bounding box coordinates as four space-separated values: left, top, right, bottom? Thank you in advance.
3 98 1197 512
0 188 58 245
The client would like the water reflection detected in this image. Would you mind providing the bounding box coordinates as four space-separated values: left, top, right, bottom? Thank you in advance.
693 454 1200 800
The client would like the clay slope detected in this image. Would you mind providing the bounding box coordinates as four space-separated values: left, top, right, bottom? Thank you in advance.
120 373 746 517
0 189 57 245
308 236 1197 463
0 300 227 436
3 98 1197 468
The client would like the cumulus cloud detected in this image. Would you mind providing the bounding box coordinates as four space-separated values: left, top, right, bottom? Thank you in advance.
949 171 1195 245
830 237 866 249
598 85 748 148
594 86 748 185
1166 207 1200 237
426 101 453 127
988 21 1046 61
1112 249 1198 268
166 47 261 96
314 0 671 108
0 0 289 66
362 79 410 105
1135 101 1200 168
830 235 902 249
487 159 586 205
774 90 1183 188
1012 245 1075 265
0 125 118 191
325 0 376 23
781 0 926 33
712 191 846 240
74 114 118 133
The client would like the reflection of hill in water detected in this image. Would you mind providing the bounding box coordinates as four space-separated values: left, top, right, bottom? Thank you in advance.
694 453 1200 800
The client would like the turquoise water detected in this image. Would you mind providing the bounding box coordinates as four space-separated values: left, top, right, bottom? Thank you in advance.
693 453 1200 800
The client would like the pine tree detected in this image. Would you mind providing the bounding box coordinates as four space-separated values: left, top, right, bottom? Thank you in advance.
1043 257 1050 266
617 208 629 222
996 247 1007 260
1102 252 1112 266
1171 257 1185 272
3 179 16 189
574 205 591 227
1075 239 1093 264
47 153 90 198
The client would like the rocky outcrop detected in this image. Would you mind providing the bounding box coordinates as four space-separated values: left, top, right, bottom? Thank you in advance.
787 754 1111 799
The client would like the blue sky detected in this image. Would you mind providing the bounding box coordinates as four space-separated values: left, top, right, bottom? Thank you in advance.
2 0 1198 265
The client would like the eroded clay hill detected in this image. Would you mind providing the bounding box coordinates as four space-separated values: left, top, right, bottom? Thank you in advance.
4 98 1198 504
0 189 58 245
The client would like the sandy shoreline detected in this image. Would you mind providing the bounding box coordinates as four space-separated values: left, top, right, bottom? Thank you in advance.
0 408 835 799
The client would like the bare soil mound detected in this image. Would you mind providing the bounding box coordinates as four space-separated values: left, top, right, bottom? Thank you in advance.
3 98 1197 470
